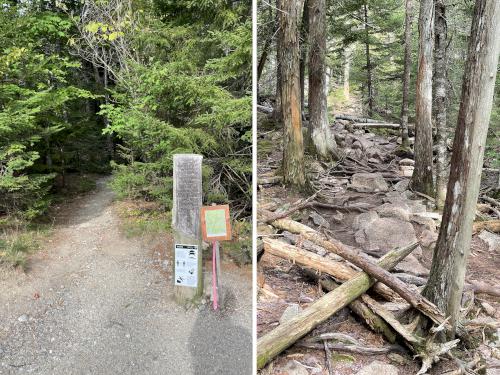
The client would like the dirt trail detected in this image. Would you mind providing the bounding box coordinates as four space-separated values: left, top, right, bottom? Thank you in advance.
0 178 252 375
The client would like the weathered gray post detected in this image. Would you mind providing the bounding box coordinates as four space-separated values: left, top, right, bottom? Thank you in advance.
172 154 203 305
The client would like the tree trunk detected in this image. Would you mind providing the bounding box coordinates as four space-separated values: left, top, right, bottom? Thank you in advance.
411 0 435 197
308 0 338 160
343 45 353 100
400 0 414 149
274 0 282 123
103 67 114 161
279 0 307 189
434 0 448 209
363 2 374 117
300 0 309 116
423 0 500 337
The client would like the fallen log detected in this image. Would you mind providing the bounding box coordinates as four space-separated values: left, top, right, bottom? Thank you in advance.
334 114 385 123
352 123 401 129
258 176 283 185
297 341 399 355
266 215 449 329
263 238 400 301
307 272 397 343
256 242 418 369
472 219 500 233
465 280 500 297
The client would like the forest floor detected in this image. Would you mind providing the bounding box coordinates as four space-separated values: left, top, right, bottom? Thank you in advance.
0 177 252 375
257 105 500 374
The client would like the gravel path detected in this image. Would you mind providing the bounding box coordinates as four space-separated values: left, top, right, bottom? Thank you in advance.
0 178 252 375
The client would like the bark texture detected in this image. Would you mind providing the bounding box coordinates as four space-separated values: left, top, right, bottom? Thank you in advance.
363 2 374 117
434 0 448 209
279 0 307 189
343 45 353 100
400 0 414 148
411 0 435 196
423 0 500 336
308 0 338 160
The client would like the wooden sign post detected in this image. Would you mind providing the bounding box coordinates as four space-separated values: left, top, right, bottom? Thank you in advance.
172 154 203 305
201 205 231 310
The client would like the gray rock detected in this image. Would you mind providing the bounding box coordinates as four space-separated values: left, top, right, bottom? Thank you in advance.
411 213 437 231
17 314 28 323
280 304 302 324
350 173 389 193
420 229 438 248
352 211 379 231
393 179 410 192
309 211 330 229
394 254 429 276
376 203 410 222
355 217 417 255
355 361 399 375
479 230 500 252
280 360 309 375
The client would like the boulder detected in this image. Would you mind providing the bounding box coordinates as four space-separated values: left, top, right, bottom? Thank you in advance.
393 179 410 192
394 253 429 276
352 211 379 231
478 230 500 252
309 211 330 229
355 217 417 255
420 229 438 249
376 203 410 222
350 173 389 193
355 361 398 375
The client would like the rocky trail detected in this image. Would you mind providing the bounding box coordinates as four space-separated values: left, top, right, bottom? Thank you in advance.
257 114 500 374
0 178 252 375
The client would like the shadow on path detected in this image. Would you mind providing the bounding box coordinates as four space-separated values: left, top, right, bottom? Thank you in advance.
189 294 252 375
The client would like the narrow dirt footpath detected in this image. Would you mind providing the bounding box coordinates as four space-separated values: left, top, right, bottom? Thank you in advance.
0 178 252 375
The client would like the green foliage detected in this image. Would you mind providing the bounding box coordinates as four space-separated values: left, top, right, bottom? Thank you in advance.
0 5 101 219
101 0 252 216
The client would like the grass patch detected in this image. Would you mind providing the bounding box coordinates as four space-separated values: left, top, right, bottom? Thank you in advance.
117 200 171 238
0 231 40 269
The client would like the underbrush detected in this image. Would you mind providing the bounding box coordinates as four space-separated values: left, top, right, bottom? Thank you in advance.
116 200 171 238
221 220 252 266
0 219 47 269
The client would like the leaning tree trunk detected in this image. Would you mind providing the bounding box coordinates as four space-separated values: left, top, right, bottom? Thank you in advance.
308 0 338 160
411 0 435 197
423 0 500 337
400 0 414 149
434 0 448 209
363 2 374 117
279 0 307 189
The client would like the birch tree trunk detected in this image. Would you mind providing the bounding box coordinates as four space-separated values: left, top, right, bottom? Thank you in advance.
308 0 338 160
411 0 435 196
343 45 353 100
423 0 500 337
279 0 307 189
434 0 448 209
400 0 414 149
